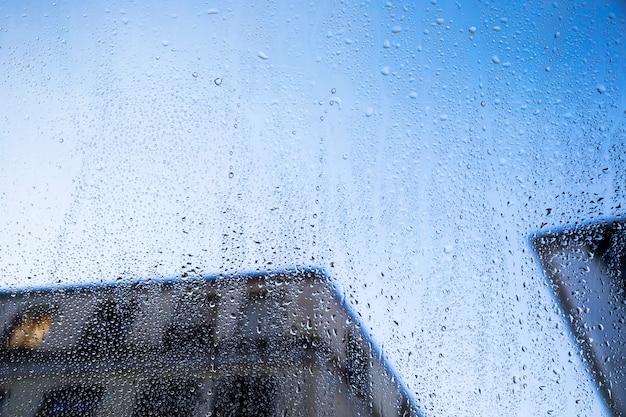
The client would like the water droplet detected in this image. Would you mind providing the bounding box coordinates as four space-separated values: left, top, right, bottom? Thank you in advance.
480 101 486 107
439 114 448 121
192 72 198 78
161 40 170 46
491 55 500 64
257 51 268 60
383 39 391 48
436 18 444 25
391 25 402 33
365 107 374 117
444 245 453 253
409 91 418 99
207 8 218 14
381 66 390 75
228 172 234 179
492 25 501 32
320 116 324 121
597 84 606 94
59 138 64 143
331 88 336 94
469 26 476 34
329 97 342 109
214 78 222 86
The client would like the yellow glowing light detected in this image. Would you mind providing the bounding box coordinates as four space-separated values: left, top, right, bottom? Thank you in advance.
6 309 54 350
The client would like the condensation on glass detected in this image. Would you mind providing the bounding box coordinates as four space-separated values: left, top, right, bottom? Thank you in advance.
0 270 418 417
0 1 625 416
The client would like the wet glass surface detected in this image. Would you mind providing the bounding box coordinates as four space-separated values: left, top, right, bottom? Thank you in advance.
1 1 625 415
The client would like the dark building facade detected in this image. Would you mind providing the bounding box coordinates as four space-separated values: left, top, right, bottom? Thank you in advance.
533 220 626 417
0 269 420 417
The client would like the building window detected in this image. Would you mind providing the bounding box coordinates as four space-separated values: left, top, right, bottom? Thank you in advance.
346 331 370 399
213 376 277 417
132 379 201 417
236 280 285 354
35 385 103 417
0 388 9 410
162 290 216 356
78 298 137 357
4 305 55 352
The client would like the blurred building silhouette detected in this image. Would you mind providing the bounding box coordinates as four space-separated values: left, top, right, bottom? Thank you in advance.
0 269 419 417
533 220 626 417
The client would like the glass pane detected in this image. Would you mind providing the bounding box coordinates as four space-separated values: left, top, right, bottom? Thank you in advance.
1 1 625 416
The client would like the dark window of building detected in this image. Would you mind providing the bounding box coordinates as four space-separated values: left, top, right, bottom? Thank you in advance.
35 385 103 417
398 397 413 417
162 322 213 355
237 281 284 353
346 331 370 399
0 388 9 409
213 376 277 417
132 379 201 417
243 284 270 334
162 290 216 356
78 298 137 357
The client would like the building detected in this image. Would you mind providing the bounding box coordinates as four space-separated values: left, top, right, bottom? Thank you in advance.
533 220 626 417
0 269 420 417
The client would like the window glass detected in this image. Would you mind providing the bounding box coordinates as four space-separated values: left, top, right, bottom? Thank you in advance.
214 376 278 417
1 1 625 416
133 379 201 417
36 385 104 417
